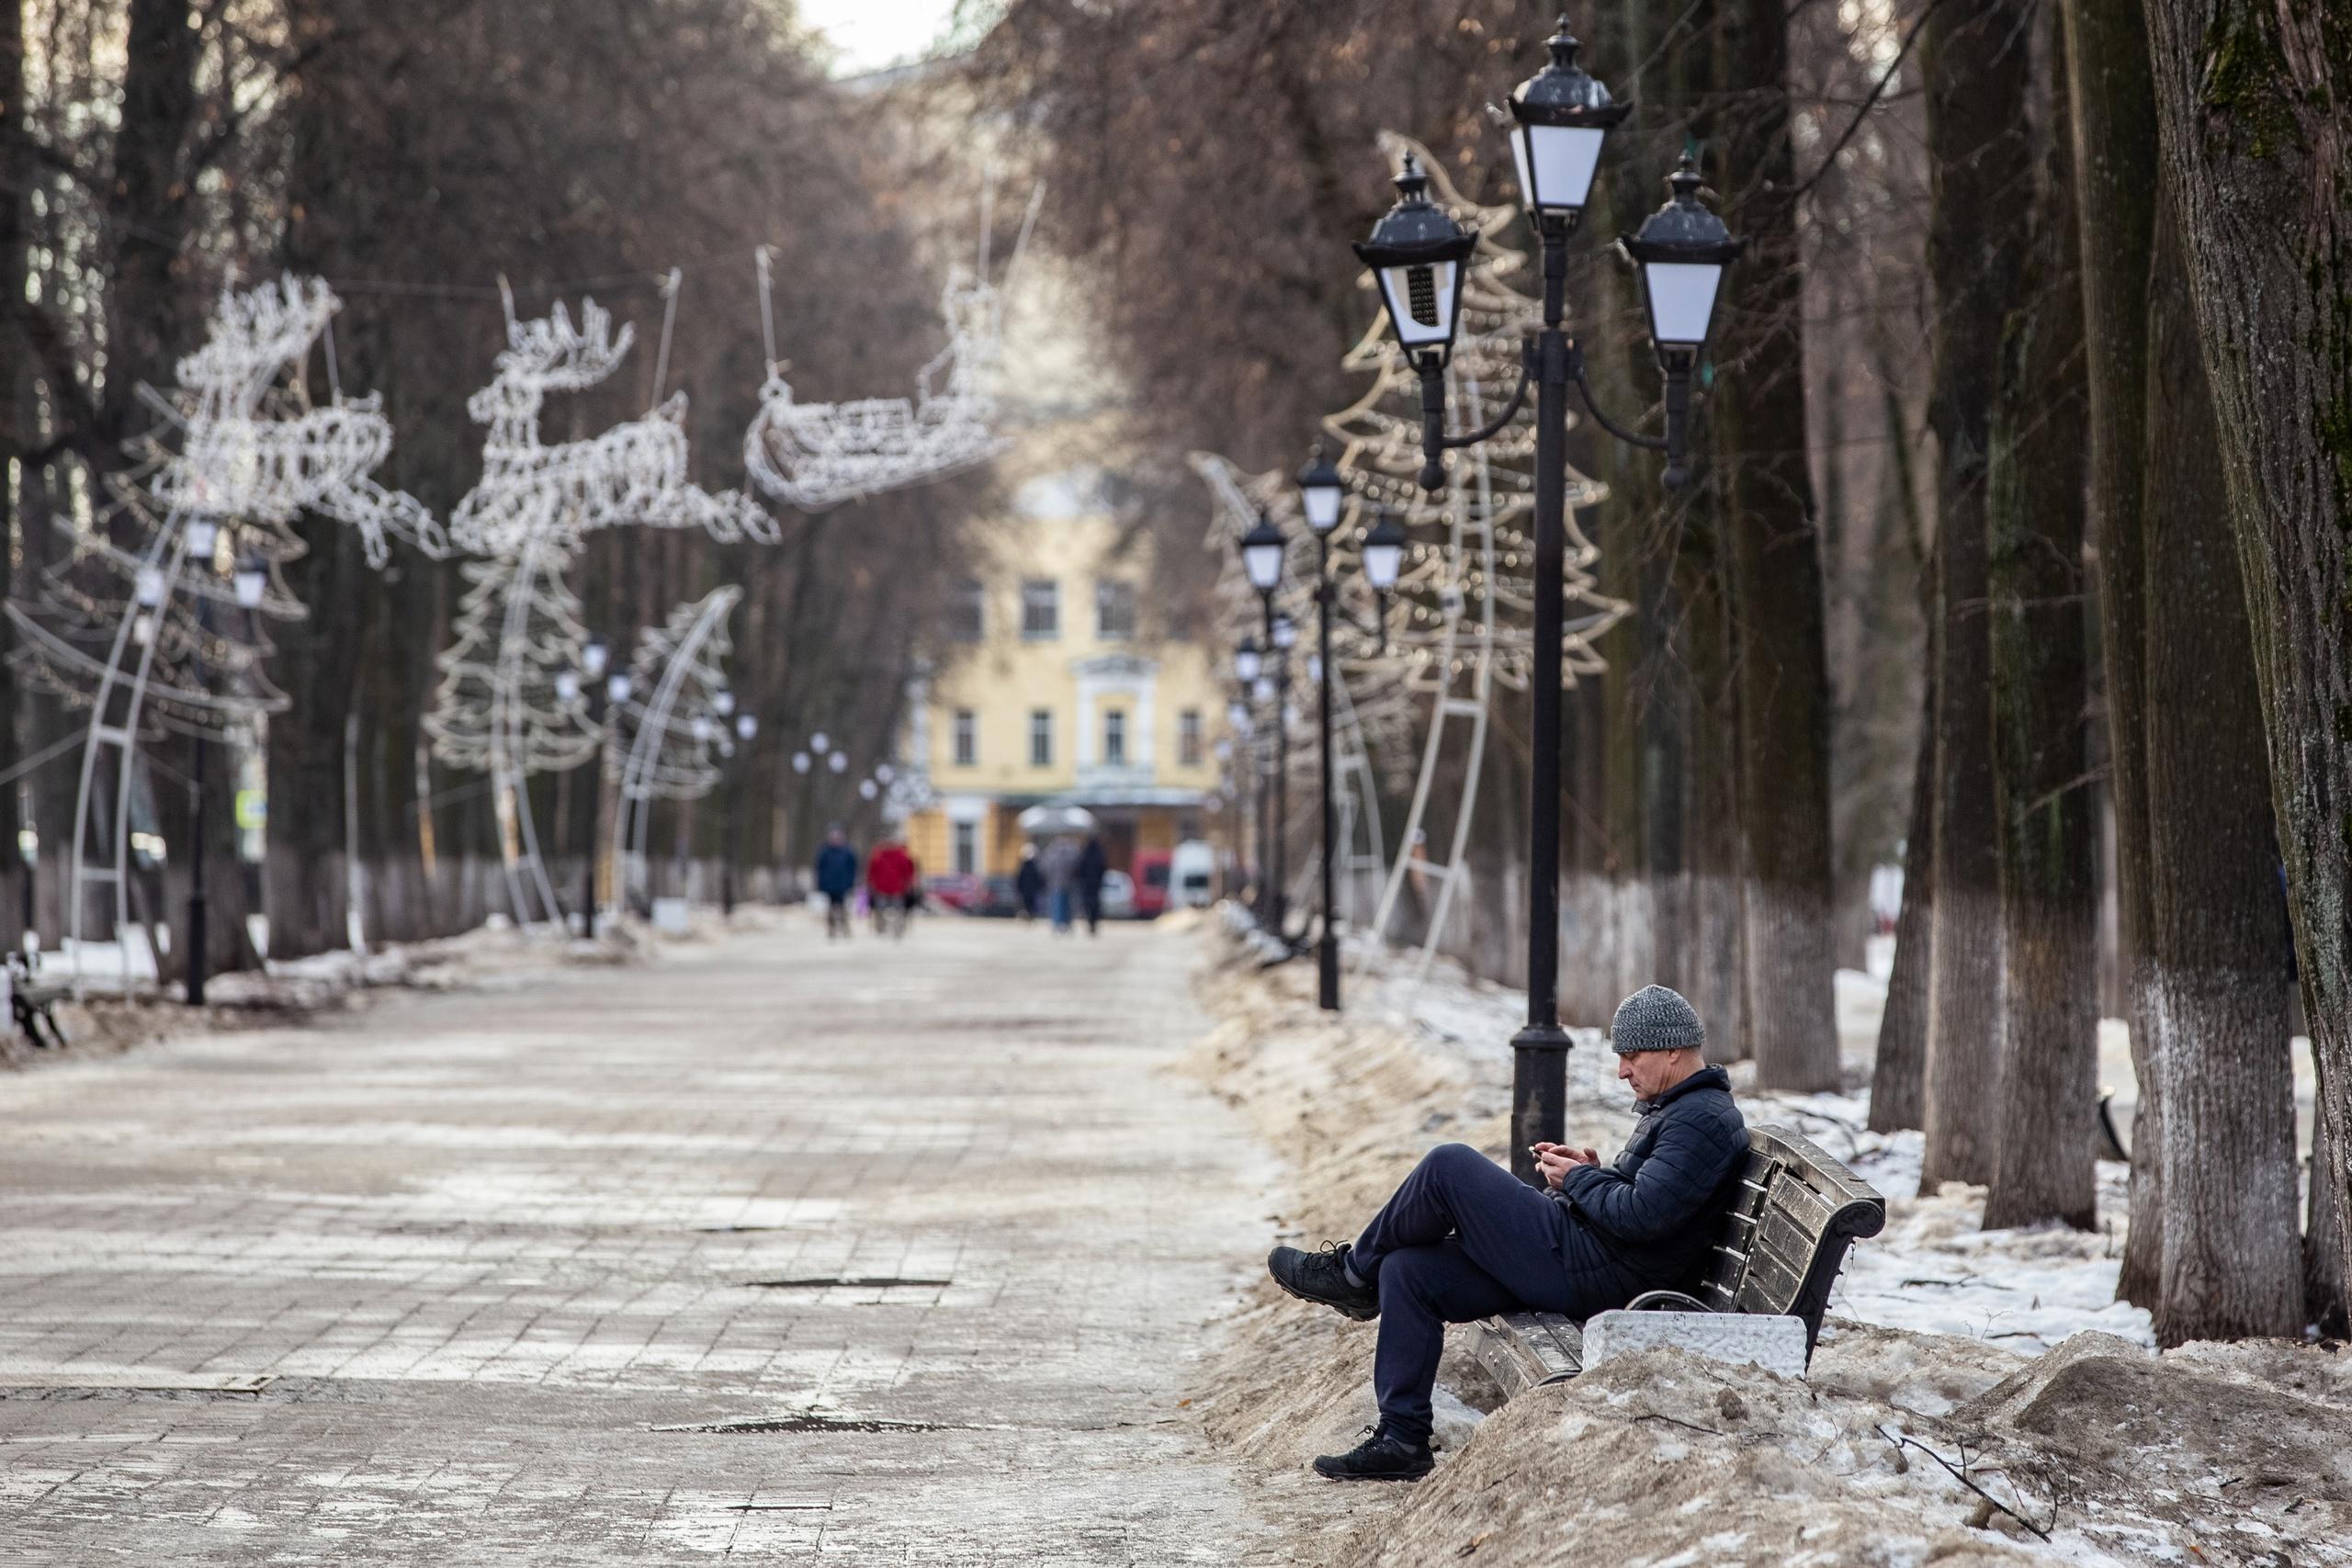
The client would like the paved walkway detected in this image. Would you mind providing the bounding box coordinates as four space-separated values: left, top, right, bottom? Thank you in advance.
0 918 1285 1563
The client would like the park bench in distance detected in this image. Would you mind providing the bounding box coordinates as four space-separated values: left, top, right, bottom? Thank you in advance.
6 953 69 1050
1469 1124 1886 1393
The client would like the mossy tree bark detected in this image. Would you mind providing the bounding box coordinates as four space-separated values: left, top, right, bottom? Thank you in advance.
2060 0 2165 1304
2139 0 2352 1322
2143 215 2299 1345
1712 0 1840 1090
1919 0 2035 1190
1984 27 2098 1231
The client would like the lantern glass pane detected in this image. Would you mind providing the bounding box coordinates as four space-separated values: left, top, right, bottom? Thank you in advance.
556 671 581 704
233 568 266 608
185 520 220 558
1303 485 1342 534
1363 542 1404 589
1376 261 1458 350
1244 542 1283 591
1522 125 1606 214
1644 261 1724 347
1235 648 1262 682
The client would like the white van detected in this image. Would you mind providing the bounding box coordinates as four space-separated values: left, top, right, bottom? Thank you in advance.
1170 840 1216 909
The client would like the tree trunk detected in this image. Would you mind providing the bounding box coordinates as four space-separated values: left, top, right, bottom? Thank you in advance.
1918 0 2035 1190
2061 0 2165 1306
1682 556 1748 1062
0 0 25 958
1713 0 1840 1091
1984 35 2097 1231
2312 1034 2350 1334
2139 0 2352 1333
1871 540 1939 1135
2139 215 2300 1345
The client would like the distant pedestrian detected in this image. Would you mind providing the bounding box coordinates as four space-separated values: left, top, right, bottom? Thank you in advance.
814 825 859 940
1041 835 1080 934
866 840 916 938
1015 847 1044 920
1077 834 1108 936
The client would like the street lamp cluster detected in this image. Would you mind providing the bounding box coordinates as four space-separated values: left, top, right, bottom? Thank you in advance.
1230 14 1740 1186
1230 480 1404 995
562 638 761 931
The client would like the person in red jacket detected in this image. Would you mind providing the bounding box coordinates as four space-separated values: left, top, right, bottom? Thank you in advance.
865 840 917 938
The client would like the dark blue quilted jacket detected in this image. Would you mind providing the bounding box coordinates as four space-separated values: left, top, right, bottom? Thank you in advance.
1555 1065 1747 1289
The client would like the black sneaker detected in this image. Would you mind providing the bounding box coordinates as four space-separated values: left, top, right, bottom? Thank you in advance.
1312 1425 1434 1482
1267 1242 1380 1321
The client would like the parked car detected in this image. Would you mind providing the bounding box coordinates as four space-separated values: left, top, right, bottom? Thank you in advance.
970 874 1028 918
1098 869 1136 920
923 873 986 913
1131 850 1171 919
1170 840 1216 908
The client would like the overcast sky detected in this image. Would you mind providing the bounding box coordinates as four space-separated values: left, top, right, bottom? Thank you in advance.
799 0 965 73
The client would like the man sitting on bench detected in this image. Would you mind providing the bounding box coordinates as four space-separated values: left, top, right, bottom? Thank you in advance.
1266 985 1747 1482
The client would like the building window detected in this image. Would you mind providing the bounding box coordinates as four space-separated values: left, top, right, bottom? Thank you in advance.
1103 709 1126 766
1178 708 1203 767
1029 708 1054 767
952 708 977 767
1021 579 1059 639
953 821 978 875
1095 579 1136 640
947 579 986 643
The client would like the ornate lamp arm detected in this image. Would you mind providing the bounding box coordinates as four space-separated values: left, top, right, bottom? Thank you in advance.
1414 355 1533 491
1566 352 1668 452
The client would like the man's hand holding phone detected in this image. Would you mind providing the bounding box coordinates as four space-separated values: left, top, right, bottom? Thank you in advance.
1529 1141 1601 1190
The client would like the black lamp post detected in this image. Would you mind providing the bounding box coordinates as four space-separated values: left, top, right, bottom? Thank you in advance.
1231 638 1268 921
1237 511 1294 935
1355 13 1740 1184
1269 609 1300 938
569 638 613 936
1224 696 1252 901
1296 446 1407 1011
711 688 740 917
182 539 266 1008
727 710 757 915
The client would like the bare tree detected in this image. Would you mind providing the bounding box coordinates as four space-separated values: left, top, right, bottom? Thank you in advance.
2059 0 2164 1305
2138 0 2352 1326
1713 0 1840 1090
1918 0 2034 1190
1984 19 2096 1231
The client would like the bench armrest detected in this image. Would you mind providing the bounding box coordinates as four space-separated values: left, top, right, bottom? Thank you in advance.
1625 1289 1713 1314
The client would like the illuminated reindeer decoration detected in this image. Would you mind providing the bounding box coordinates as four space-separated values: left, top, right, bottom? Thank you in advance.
427 282 775 931
4 275 441 988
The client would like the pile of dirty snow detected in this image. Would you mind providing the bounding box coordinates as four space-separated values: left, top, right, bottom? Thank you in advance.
1180 919 2351 1566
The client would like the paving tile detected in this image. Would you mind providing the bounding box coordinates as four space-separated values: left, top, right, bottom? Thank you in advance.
0 920 1286 1564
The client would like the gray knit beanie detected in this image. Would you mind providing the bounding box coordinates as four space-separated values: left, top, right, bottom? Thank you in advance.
1609 984 1706 1055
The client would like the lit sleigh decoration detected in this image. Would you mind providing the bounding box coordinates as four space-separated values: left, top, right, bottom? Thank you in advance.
2 274 440 984
743 186 1041 511
426 282 775 930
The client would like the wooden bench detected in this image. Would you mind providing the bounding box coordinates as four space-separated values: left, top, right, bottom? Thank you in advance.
6 954 69 1050
1469 1123 1885 1394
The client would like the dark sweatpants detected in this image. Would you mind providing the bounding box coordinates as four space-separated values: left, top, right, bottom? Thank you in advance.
1351 1143 1642 1447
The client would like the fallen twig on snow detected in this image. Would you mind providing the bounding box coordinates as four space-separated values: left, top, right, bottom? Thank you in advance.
1875 1424 2054 1541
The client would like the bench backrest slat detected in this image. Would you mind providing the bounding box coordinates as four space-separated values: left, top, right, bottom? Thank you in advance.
1700 1125 1886 1348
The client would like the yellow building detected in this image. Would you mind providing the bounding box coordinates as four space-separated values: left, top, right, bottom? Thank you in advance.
901 467 1226 881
